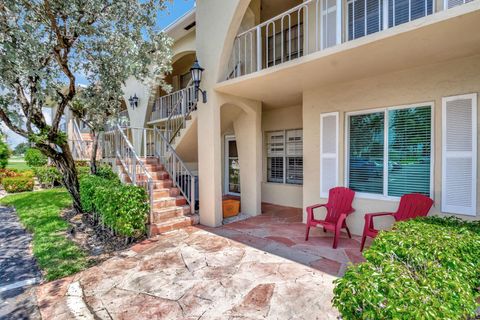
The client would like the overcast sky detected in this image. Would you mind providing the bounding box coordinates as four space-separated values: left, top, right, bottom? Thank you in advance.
2 0 195 148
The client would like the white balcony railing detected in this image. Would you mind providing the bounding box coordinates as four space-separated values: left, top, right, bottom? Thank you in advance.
226 0 474 79
150 86 196 123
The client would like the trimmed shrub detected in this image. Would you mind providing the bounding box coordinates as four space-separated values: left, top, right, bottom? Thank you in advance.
3 176 34 193
333 217 480 319
96 165 118 181
25 148 47 167
0 140 9 169
33 166 62 188
79 175 148 237
76 166 90 179
74 160 89 167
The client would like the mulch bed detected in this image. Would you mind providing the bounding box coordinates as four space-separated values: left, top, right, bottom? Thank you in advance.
62 209 145 264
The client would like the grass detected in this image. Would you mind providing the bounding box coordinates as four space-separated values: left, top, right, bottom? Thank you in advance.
6 156 29 171
0 188 90 281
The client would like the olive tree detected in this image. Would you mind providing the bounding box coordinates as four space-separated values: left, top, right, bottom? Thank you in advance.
0 0 172 212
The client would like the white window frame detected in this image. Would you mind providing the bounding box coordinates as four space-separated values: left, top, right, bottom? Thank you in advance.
344 102 434 201
224 135 240 196
265 128 303 185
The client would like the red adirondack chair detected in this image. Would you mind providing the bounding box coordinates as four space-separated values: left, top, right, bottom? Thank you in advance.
305 187 355 249
360 193 434 251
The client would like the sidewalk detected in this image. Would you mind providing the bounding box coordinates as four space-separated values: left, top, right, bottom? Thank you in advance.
0 206 41 319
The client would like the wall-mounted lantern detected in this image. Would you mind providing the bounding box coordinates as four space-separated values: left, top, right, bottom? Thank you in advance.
128 94 139 109
190 59 207 103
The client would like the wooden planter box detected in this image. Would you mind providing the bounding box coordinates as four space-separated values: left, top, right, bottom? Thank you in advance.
223 199 240 218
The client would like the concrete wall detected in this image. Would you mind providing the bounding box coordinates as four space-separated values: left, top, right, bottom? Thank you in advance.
303 54 480 235
262 105 303 207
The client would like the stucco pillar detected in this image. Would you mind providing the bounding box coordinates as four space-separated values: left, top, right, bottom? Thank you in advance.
233 102 262 216
197 96 223 227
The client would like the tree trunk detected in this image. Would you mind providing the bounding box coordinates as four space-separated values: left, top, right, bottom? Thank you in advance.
90 131 99 175
40 142 83 213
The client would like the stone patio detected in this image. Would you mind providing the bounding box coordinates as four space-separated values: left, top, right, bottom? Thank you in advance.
36 204 366 319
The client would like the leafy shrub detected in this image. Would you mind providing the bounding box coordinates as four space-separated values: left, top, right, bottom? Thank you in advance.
333 217 480 319
33 166 62 188
25 148 47 167
96 165 118 181
76 166 90 179
79 175 148 237
0 140 10 169
3 176 34 193
0 169 20 183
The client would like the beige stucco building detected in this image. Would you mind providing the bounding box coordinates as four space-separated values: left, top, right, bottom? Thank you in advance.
70 0 480 235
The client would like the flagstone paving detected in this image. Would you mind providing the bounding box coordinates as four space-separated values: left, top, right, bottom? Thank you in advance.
36 204 366 319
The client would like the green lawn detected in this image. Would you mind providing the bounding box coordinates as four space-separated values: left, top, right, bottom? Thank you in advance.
6 156 29 171
1 189 90 280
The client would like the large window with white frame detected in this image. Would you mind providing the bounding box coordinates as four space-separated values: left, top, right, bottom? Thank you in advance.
266 129 303 185
345 103 433 199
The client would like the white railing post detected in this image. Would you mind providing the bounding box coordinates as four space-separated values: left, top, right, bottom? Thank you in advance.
190 175 195 214
336 0 342 45
143 129 147 158
383 0 389 30
256 26 262 72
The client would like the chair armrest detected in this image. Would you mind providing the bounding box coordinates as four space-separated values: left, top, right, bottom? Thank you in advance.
365 212 394 218
306 204 327 222
364 212 394 230
306 203 327 211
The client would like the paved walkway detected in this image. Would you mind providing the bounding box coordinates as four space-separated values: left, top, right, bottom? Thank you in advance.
0 206 41 320
35 204 367 319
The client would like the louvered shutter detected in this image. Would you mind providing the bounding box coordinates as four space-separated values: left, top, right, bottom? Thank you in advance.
267 131 285 183
442 94 477 216
446 0 474 9
320 112 339 197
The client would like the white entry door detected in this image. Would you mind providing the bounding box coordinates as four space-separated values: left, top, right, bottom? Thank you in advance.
225 135 240 195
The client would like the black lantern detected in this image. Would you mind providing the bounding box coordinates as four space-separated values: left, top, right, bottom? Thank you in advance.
128 94 139 109
190 59 207 103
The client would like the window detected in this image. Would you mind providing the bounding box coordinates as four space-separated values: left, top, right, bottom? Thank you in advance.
267 24 304 67
266 129 303 185
388 0 433 27
347 0 384 40
346 104 432 198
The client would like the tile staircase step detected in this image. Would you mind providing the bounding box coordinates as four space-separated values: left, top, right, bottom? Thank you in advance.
151 205 191 222
153 188 180 198
152 180 173 189
152 196 187 209
149 214 199 236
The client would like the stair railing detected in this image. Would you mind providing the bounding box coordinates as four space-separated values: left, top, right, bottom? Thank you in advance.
114 124 154 215
153 126 196 214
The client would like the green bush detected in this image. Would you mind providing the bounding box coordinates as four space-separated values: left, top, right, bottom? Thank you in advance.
96 165 118 181
25 148 47 167
33 166 62 187
79 175 148 237
0 168 20 183
0 140 9 169
3 176 34 193
333 217 480 319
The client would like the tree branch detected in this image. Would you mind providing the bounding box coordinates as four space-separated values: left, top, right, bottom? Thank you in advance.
0 108 29 138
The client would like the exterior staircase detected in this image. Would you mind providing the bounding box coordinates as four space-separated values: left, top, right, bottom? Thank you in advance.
107 123 199 237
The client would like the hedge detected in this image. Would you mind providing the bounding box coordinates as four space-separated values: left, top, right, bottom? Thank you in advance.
3 176 34 193
33 166 62 188
333 217 480 319
25 148 47 167
79 175 148 237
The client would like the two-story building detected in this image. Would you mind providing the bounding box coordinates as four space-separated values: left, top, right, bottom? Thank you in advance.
70 0 480 236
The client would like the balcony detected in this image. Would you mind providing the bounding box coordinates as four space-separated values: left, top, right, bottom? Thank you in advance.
226 0 476 80
149 86 196 123
218 0 480 107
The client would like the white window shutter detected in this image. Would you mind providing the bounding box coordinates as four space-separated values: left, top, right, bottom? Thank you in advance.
442 94 477 216
320 112 339 197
